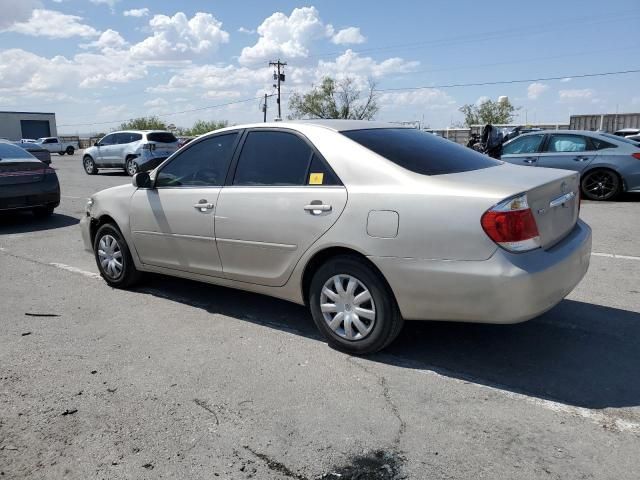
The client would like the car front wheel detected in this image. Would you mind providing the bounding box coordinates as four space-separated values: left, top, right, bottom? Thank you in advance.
309 255 404 355
93 224 142 288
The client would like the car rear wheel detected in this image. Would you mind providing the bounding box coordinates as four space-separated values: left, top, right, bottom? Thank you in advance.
93 224 142 288
33 206 54 218
309 255 404 355
58 152 65 156
83 156 97 175
581 169 621 201
125 157 138 176
66 146 75 155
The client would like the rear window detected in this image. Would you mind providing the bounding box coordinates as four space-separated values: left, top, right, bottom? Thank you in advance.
601 132 640 147
147 132 177 143
342 128 500 175
0 143 35 160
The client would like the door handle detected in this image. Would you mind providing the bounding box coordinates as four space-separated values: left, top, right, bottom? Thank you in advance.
193 201 214 211
304 204 332 215
523 157 537 164
573 156 590 161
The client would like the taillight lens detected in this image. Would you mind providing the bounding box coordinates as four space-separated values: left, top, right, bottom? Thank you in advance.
632 153 640 160
142 143 156 151
481 194 541 253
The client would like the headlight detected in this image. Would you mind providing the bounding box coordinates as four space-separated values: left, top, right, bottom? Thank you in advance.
85 198 94 216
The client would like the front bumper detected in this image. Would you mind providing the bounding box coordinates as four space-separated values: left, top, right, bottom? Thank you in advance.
370 219 592 323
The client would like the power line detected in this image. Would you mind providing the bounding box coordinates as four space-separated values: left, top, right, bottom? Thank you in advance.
375 68 640 93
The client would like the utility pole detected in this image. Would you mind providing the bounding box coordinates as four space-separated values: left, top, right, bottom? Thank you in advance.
269 59 286 120
262 93 268 122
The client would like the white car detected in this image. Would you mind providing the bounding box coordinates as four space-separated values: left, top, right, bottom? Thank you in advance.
82 130 179 176
36 137 77 155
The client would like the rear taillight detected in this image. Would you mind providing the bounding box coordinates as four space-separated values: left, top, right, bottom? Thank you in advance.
481 193 541 253
632 153 640 160
142 143 156 151
44 167 56 175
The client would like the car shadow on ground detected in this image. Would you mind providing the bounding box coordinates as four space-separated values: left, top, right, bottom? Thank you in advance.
135 274 640 410
0 212 79 234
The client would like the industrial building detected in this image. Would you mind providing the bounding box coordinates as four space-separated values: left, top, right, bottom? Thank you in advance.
569 113 640 132
0 111 57 141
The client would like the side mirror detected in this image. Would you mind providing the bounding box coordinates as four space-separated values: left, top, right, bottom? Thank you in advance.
132 171 152 189
94 142 100 147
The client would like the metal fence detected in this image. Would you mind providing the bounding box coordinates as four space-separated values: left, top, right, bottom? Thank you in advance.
570 113 640 132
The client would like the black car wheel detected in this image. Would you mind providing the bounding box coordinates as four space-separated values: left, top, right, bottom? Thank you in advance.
83 156 98 175
66 146 75 155
581 169 621 201
93 223 142 288
309 255 404 355
58 152 65 156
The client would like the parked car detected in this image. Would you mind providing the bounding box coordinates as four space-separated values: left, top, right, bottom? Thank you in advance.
81 121 591 354
0 141 60 217
14 141 52 165
177 136 196 148
613 128 640 138
626 134 640 143
20 138 37 143
500 130 640 201
82 130 179 176
36 137 77 156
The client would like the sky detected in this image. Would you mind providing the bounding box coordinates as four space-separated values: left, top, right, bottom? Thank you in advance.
0 0 639 134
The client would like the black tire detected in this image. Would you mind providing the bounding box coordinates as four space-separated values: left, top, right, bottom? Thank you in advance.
309 255 404 355
58 152 65 156
66 146 75 155
83 155 98 175
581 168 621 201
93 223 142 288
33 206 54 218
125 157 138 176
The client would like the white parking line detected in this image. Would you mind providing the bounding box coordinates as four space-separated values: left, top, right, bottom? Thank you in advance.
592 252 640 261
49 262 101 279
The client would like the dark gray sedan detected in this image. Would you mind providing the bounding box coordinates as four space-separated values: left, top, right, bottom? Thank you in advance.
500 130 640 200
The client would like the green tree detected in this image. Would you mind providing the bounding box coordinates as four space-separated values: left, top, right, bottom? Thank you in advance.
119 116 167 130
459 98 520 126
184 120 228 136
288 76 379 120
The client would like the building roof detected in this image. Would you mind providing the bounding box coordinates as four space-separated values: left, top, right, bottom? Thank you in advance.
0 111 56 116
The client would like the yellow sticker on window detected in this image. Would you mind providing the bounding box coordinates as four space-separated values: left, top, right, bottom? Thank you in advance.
309 172 324 185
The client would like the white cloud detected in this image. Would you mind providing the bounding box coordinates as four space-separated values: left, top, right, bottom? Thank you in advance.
315 49 419 83
475 96 490 105
90 0 120 8
632 96 640 105
123 8 149 17
98 104 128 117
129 12 230 63
331 27 366 45
81 29 128 52
0 0 40 29
238 27 255 34
560 77 572 83
239 7 331 65
379 89 455 109
5 8 99 38
144 98 168 108
527 82 549 100
559 88 595 102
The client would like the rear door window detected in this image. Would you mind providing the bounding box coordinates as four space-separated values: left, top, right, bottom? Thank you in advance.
147 132 178 143
233 131 313 186
502 135 544 155
342 128 499 175
546 134 588 153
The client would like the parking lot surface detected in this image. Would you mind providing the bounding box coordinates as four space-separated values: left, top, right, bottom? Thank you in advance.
1 152 639 479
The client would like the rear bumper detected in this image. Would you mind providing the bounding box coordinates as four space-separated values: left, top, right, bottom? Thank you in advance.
0 182 60 212
370 219 592 323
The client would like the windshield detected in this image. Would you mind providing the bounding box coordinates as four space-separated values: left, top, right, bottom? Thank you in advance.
342 128 500 175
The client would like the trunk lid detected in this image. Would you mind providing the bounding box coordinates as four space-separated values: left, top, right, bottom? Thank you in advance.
0 159 46 185
433 163 580 250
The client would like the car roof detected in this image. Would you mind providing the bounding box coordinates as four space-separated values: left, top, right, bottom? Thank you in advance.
204 120 412 136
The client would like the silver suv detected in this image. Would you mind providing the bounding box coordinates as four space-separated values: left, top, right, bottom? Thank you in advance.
82 130 179 176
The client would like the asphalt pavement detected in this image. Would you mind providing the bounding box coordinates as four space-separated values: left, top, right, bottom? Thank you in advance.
1 152 639 479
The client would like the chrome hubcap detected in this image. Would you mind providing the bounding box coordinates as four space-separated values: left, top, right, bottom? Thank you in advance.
97 234 123 279
127 160 137 175
84 159 93 172
320 274 376 341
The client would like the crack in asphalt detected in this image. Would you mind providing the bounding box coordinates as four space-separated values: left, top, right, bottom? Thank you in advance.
244 446 309 480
